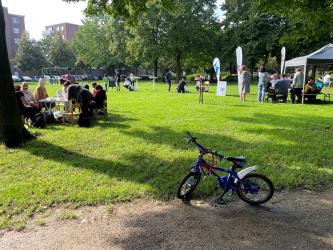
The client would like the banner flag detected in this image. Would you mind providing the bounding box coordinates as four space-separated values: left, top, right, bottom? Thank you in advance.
281 47 286 75
236 47 243 94
213 57 220 81
216 81 227 96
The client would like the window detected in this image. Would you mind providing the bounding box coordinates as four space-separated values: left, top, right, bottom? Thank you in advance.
61 26 64 31
14 38 20 45
62 35 65 39
12 16 19 24
57 26 60 31
13 27 20 34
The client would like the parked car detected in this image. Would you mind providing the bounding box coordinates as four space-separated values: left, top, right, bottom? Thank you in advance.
21 76 32 82
31 76 39 81
12 75 21 82
74 75 83 81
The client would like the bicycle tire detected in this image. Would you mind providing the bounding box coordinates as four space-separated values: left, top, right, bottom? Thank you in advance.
236 173 274 205
176 172 201 199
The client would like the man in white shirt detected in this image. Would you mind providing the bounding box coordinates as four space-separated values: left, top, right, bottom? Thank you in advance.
323 73 331 87
291 68 304 103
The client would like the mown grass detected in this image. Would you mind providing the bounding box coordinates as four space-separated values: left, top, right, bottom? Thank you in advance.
0 80 332 229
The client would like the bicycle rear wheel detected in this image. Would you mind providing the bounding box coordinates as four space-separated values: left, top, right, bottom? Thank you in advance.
176 172 201 199
236 173 274 205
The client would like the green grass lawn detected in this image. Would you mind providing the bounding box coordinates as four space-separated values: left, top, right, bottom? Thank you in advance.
0 80 332 229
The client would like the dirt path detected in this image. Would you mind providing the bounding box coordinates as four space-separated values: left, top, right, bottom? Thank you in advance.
1 190 332 250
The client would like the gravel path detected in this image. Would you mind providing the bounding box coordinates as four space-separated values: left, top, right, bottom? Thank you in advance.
1 190 332 250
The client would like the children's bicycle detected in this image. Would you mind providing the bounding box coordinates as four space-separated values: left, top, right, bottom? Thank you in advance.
176 131 274 205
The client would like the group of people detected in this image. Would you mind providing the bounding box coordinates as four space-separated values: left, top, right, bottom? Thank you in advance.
102 70 121 92
165 71 211 93
15 73 108 125
14 78 51 122
257 66 327 103
60 81 107 118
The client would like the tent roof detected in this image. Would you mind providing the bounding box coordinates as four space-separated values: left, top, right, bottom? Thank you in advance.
285 44 333 67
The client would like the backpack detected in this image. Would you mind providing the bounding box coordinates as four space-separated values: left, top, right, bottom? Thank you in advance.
78 113 91 127
44 111 56 124
31 113 46 128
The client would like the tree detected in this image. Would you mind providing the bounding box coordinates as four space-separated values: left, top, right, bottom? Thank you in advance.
48 33 76 68
162 0 219 77
255 0 333 55
72 15 129 73
220 0 285 73
38 35 53 56
15 32 47 74
126 3 167 76
0 0 34 147
67 0 176 18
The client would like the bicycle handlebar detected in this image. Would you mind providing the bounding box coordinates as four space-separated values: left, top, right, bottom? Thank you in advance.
185 130 225 160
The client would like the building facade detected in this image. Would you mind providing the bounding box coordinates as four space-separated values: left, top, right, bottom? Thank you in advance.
3 7 25 59
42 23 80 41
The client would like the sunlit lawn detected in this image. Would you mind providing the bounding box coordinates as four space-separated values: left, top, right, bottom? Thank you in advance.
0 80 332 229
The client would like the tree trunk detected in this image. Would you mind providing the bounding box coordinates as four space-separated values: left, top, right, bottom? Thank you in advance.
153 58 158 77
176 53 181 80
0 0 34 148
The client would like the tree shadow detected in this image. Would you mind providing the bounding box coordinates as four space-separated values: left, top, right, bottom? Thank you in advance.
107 191 333 249
91 111 138 129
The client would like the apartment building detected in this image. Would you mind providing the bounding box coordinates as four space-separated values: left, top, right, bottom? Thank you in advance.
3 7 25 59
42 23 80 41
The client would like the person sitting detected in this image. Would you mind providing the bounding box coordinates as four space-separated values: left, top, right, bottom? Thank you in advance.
67 82 81 103
91 82 97 96
270 73 279 89
15 85 37 122
273 74 291 102
92 85 107 111
194 74 201 91
305 77 319 103
203 77 210 92
34 78 48 101
78 86 93 117
34 78 55 110
177 78 186 93
124 78 135 91
21 82 40 112
129 73 136 86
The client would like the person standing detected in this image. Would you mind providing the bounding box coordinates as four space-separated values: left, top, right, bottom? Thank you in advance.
291 68 304 104
239 65 251 102
257 66 269 102
61 68 76 84
115 70 121 91
165 69 172 92
103 74 109 92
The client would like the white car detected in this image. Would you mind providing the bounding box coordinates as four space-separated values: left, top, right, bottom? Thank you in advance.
12 75 21 82
22 76 32 82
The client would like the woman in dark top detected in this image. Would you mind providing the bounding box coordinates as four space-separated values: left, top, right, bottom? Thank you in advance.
15 85 36 119
92 85 107 109
177 78 186 93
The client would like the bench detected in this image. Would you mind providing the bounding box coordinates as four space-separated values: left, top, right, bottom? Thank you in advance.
265 92 288 103
303 93 330 104
62 102 80 124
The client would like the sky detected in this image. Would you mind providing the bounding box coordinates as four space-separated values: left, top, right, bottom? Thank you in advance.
3 0 224 41
3 0 87 40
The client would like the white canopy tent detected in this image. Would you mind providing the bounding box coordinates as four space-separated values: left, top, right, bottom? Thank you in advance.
284 43 333 103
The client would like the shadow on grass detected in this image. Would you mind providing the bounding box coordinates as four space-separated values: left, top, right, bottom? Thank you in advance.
92 111 138 129
109 192 333 249
23 111 333 200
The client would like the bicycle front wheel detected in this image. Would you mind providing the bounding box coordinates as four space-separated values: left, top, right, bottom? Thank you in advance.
176 172 201 199
236 173 274 205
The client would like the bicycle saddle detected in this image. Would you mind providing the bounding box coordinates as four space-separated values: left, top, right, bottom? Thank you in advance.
226 156 246 163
